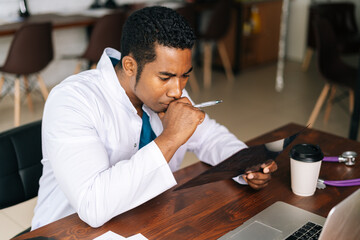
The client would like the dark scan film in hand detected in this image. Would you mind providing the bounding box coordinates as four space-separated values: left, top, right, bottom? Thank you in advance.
174 130 301 191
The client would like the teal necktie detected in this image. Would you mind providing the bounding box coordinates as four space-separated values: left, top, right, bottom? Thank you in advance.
139 112 156 149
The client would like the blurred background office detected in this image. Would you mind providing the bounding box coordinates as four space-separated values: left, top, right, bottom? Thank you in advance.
0 0 359 239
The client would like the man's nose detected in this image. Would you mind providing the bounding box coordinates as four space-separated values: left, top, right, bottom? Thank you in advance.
167 78 182 99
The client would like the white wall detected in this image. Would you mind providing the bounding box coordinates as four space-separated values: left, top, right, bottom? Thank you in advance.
286 0 310 62
0 0 148 18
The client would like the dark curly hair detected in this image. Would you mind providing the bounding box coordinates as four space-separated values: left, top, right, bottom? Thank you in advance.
120 6 196 82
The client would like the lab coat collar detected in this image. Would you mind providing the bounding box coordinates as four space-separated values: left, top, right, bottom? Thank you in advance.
97 48 137 115
97 48 162 129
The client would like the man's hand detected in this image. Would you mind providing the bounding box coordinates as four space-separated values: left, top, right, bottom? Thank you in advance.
155 97 205 161
243 161 278 190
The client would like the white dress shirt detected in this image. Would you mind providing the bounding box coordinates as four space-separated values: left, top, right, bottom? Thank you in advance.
31 48 247 229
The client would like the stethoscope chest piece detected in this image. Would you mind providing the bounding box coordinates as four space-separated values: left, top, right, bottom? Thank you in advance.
340 151 357 166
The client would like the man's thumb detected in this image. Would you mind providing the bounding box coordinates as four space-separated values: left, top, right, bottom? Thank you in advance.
158 112 165 120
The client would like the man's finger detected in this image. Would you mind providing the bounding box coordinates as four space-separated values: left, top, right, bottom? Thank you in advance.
174 97 191 104
261 161 278 173
248 181 269 190
247 172 271 180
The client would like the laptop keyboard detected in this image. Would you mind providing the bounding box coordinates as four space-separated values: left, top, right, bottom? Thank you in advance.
285 222 323 240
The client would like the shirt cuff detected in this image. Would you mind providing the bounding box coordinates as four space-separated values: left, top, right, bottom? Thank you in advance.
146 141 169 167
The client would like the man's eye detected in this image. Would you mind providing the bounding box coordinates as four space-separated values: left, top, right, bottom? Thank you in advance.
183 74 190 78
159 77 170 81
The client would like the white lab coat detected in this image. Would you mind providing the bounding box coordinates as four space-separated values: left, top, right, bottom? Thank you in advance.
31 48 247 229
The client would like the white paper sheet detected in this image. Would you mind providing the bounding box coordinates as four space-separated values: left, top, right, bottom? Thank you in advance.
93 231 148 240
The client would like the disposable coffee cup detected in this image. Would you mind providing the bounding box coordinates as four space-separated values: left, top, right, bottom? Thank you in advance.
290 144 324 196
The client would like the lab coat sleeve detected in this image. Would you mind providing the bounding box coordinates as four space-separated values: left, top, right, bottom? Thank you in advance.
42 85 176 228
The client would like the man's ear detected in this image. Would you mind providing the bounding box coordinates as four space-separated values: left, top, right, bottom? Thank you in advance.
122 56 137 77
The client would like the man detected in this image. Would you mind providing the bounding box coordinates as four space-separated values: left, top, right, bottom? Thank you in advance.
32 6 277 230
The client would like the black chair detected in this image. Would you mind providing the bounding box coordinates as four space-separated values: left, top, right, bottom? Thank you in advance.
302 2 360 71
73 11 126 73
197 0 235 88
0 22 53 126
0 120 43 236
306 17 357 128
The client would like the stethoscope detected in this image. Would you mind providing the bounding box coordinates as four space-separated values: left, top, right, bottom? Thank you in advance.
322 151 357 166
317 151 360 189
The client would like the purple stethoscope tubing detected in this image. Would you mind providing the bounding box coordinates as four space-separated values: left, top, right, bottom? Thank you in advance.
320 152 359 187
322 156 339 162
322 178 360 187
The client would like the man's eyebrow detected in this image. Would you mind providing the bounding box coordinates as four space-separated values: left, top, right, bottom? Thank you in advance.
183 67 193 75
158 67 193 77
158 71 176 77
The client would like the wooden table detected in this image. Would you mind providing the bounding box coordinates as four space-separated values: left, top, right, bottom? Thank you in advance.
14 123 360 239
0 13 99 37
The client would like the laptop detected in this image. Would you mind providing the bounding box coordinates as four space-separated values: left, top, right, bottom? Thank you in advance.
218 189 360 240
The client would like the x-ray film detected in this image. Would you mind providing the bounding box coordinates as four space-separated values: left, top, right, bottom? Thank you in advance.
174 130 302 191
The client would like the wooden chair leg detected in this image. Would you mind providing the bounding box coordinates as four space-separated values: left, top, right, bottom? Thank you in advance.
23 75 34 113
90 63 97 69
203 42 212 89
349 89 354 113
37 74 49 101
0 75 4 98
301 48 314 72
14 77 21 127
217 40 235 83
74 61 82 74
324 85 336 124
189 71 199 93
307 83 331 128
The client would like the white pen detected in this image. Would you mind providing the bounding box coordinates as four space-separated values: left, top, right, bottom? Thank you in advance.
194 100 223 108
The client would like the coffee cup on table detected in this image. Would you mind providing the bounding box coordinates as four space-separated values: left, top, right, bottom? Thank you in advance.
289 144 324 196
